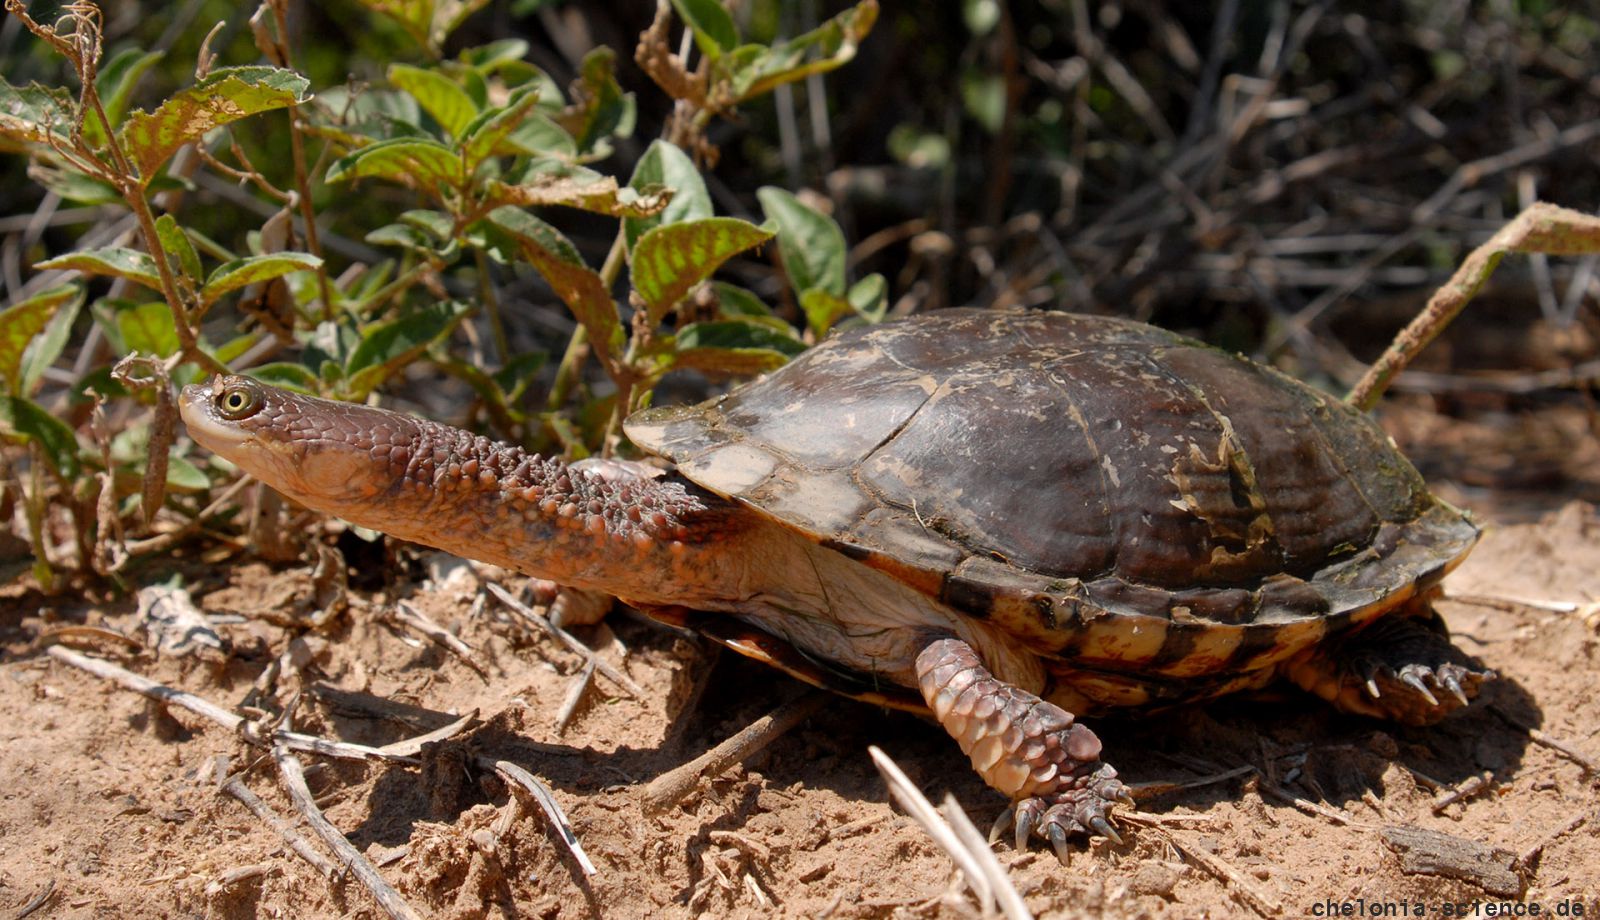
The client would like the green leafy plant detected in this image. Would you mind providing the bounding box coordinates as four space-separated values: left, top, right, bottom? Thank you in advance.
0 0 880 588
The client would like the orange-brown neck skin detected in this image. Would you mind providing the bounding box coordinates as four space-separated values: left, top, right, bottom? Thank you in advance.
179 378 743 606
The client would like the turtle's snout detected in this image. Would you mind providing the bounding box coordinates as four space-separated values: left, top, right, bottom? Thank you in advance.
179 376 265 455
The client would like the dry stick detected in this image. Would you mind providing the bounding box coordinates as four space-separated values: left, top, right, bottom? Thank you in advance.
1517 810 1589 869
1348 202 1600 410
220 773 341 880
391 601 487 678
555 661 595 735
1528 729 1600 776
643 689 830 814
1164 831 1283 918
1256 778 1364 828
273 744 423 920
486 759 598 877
486 583 646 699
46 646 418 764
1431 771 1495 813
1127 764 1257 801
10 879 55 920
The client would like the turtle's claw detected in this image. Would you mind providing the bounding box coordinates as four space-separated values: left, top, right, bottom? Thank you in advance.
1046 823 1072 865
1088 814 1122 845
1440 668 1471 707
1398 667 1440 706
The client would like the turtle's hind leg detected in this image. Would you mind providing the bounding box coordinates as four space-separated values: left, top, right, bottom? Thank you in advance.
915 637 1131 859
1283 605 1494 726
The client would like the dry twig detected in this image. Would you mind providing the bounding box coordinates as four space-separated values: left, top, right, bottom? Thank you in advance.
486 582 646 699
1163 830 1283 917
643 689 828 814
391 601 487 678
273 744 423 920
219 770 340 881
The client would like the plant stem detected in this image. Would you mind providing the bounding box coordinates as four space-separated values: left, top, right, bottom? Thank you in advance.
268 0 336 322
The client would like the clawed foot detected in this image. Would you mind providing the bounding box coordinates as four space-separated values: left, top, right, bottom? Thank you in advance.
991 761 1134 862
1362 659 1492 723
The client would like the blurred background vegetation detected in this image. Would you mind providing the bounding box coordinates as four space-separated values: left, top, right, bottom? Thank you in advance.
3 0 1599 588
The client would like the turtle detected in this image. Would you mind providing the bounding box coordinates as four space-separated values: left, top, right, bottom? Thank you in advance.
177 308 1492 854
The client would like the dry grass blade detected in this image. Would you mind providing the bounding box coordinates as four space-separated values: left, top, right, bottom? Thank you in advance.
273 744 424 920
486 759 598 877
940 793 1036 920
375 709 478 759
868 745 1035 920
486 582 646 699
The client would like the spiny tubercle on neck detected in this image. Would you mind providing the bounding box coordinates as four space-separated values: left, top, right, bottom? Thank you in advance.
383 416 722 555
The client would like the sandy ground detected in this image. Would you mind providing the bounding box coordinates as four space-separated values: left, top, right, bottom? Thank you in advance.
2 409 1598 919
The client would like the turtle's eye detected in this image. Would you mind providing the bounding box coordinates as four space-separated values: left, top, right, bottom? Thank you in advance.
216 383 263 420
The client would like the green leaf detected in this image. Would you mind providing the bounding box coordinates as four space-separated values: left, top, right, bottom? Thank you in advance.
799 288 853 338
211 332 261 365
165 455 210 491
848 273 888 322
484 207 621 362
494 351 548 402
30 165 122 205
119 66 311 185
624 140 714 251
558 48 635 158
725 0 878 103
35 248 163 291
666 320 805 377
83 48 165 147
757 187 846 296
632 218 774 324
0 81 75 148
459 39 531 71
154 214 203 286
116 301 181 357
200 253 323 307
19 286 84 396
348 0 492 52
244 362 320 392
325 136 460 192
710 282 776 319
0 284 79 395
344 300 472 398
0 396 80 477
669 0 739 59
460 84 542 168
502 112 576 157
401 209 455 241
366 223 437 254
388 63 479 139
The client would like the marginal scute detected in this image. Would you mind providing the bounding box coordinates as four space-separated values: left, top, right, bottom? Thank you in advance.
627 309 1479 695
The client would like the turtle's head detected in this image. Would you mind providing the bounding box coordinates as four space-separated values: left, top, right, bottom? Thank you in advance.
179 376 415 516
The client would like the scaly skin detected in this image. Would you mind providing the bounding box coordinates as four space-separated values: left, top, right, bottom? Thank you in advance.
178 376 743 610
916 638 1132 858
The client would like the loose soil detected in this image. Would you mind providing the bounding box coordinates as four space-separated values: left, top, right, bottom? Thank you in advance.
2 405 1598 919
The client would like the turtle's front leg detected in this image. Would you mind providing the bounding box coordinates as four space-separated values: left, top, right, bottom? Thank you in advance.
915 638 1132 858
